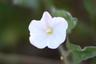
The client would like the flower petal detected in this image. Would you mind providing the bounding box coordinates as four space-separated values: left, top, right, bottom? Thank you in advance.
41 11 52 23
47 17 68 49
29 20 45 34
47 32 66 49
29 20 47 49
29 34 47 49
51 17 68 30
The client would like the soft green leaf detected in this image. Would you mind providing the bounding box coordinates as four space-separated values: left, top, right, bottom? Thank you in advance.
51 8 77 33
67 42 96 64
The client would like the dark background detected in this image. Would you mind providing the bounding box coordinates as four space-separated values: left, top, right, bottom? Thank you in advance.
0 0 96 64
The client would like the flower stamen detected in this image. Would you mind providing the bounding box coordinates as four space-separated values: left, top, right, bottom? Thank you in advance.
46 27 53 35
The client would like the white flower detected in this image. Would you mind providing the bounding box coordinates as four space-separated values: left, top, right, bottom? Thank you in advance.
29 11 68 49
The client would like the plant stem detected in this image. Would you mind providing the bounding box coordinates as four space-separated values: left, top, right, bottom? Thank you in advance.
59 45 70 64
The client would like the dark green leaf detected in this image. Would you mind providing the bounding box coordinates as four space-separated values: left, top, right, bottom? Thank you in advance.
67 42 96 64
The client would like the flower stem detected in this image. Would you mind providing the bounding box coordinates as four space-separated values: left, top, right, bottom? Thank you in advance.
59 45 70 64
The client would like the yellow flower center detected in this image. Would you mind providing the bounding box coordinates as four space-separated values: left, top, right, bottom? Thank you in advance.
46 27 53 35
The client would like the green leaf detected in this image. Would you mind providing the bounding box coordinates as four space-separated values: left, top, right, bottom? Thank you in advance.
67 42 96 64
51 8 77 33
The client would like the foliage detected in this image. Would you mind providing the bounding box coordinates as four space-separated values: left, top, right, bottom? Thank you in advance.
67 42 96 64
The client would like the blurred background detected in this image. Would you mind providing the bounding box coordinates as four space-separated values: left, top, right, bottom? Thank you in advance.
0 0 96 64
